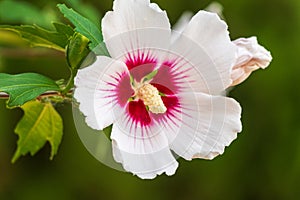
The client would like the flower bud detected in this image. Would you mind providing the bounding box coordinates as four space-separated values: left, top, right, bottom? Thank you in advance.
66 32 93 70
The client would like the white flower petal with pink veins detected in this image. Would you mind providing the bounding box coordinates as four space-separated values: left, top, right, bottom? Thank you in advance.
169 11 237 95
111 113 178 179
102 0 171 63
230 37 272 86
74 56 130 130
155 92 242 160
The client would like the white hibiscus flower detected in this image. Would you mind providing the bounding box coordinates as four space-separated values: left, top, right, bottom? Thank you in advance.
73 0 269 179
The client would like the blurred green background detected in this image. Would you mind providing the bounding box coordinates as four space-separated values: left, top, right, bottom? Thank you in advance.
1 0 299 199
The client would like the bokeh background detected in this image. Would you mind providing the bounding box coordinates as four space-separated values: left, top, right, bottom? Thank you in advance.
1 0 299 199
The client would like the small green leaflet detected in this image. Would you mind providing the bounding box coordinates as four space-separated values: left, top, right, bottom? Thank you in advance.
0 73 60 108
57 4 103 50
0 23 74 51
12 101 63 163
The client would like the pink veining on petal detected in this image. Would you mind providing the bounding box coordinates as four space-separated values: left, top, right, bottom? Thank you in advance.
125 50 157 70
149 59 196 132
102 71 133 107
125 50 157 82
151 60 192 95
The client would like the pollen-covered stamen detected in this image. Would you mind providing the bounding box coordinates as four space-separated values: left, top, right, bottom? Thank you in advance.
136 83 167 114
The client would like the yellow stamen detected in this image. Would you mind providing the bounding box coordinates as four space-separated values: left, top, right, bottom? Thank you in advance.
136 83 167 114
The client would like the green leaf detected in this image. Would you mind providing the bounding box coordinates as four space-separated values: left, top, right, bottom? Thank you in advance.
66 32 92 70
52 22 75 39
12 101 63 163
65 0 102 27
57 4 103 50
0 24 71 51
0 73 60 108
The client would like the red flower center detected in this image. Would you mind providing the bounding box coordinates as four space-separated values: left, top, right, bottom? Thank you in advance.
113 53 181 127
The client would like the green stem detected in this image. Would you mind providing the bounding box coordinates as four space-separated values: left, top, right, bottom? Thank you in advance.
62 69 77 95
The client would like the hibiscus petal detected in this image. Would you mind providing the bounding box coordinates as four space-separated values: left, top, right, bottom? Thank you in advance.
111 113 178 179
74 56 130 130
163 92 242 160
230 37 272 86
171 11 193 43
101 0 171 63
170 11 236 94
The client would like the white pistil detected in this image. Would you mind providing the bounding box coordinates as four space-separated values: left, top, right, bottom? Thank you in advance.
136 83 167 114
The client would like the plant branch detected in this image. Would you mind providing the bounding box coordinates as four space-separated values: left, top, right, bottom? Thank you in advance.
0 91 73 100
